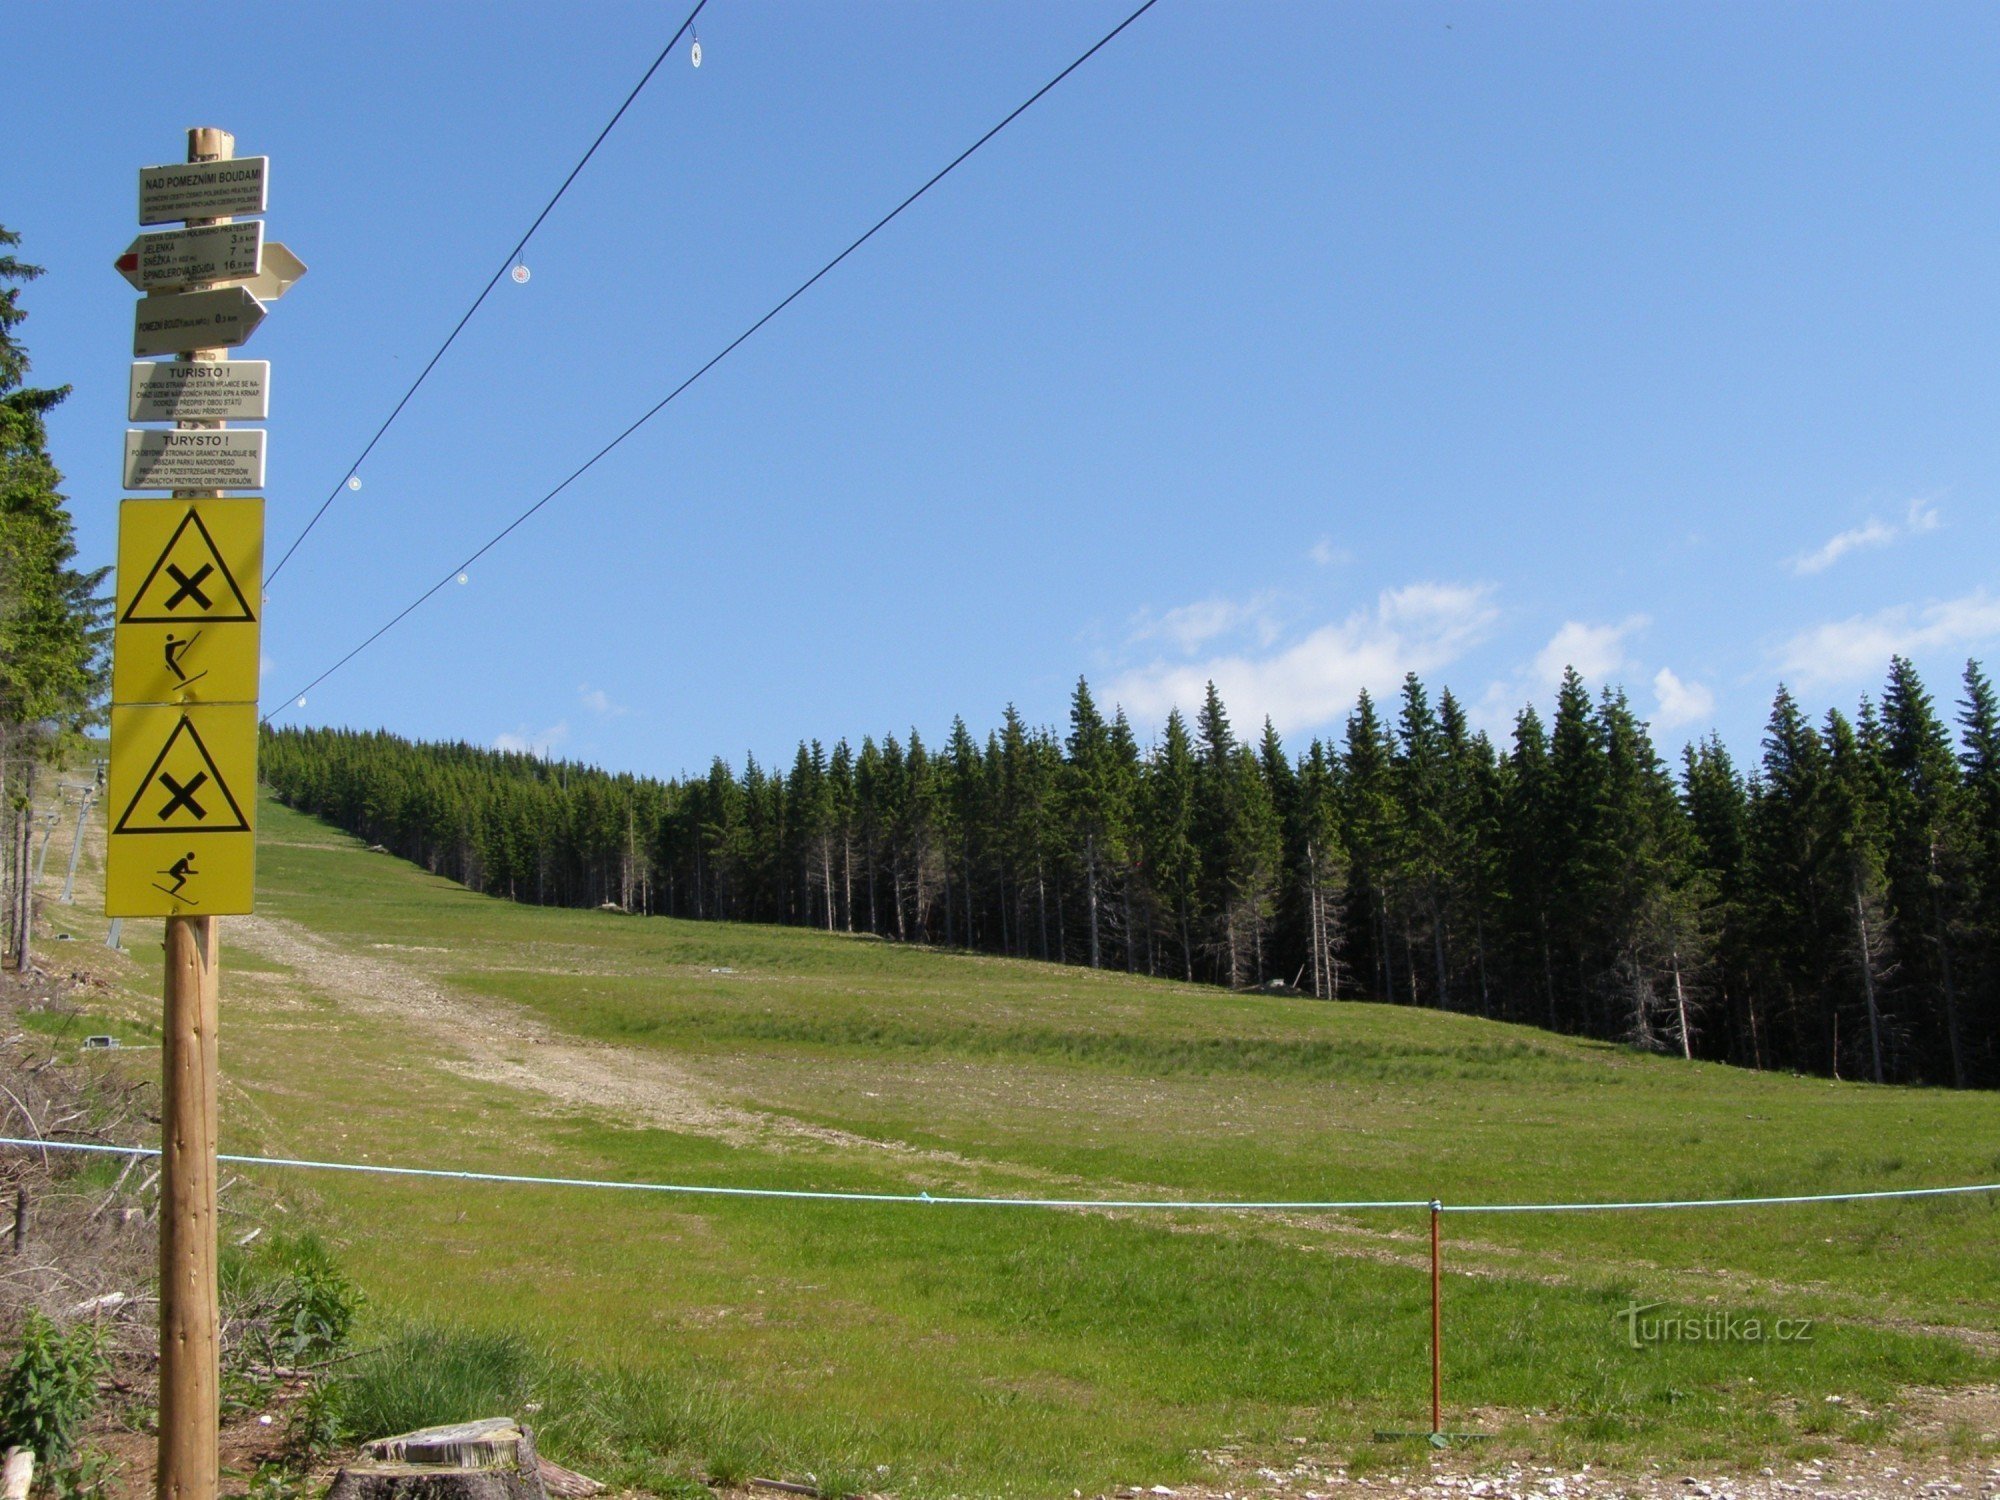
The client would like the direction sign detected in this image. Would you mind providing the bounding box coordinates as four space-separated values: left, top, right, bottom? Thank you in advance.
124 429 265 491
113 499 262 706
105 702 257 916
115 222 263 291
236 242 306 303
133 286 266 357
129 359 269 423
138 157 268 225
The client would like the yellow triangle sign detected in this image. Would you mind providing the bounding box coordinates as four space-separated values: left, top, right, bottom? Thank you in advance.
121 508 256 625
112 713 251 835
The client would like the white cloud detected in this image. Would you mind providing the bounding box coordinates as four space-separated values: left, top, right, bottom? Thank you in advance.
1530 615 1649 689
1789 498 1941 576
1776 589 2000 687
578 684 626 717
1651 667 1716 730
1107 582 1498 734
1308 537 1352 568
494 721 570 757
1475 615 1650 732
1126 593 1283 654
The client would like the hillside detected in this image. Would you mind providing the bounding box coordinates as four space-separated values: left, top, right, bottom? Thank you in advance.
49 792 2000 1497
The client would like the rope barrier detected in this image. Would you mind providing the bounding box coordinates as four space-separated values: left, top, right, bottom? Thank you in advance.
8 1138 1995 1215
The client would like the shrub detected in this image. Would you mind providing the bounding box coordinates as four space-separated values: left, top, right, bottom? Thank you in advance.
0 1311 109 1465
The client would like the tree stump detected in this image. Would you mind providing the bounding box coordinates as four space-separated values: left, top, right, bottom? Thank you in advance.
326 1417 549 1500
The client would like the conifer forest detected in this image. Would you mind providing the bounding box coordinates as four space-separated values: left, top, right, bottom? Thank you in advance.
264 657 2000 1090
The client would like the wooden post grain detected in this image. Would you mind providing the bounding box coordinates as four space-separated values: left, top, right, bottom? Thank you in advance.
158 912 219 1500
157 121 231 1500
1429 1202 1442 1438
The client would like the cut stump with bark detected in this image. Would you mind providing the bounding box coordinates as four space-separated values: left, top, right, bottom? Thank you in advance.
326 1417 550 1500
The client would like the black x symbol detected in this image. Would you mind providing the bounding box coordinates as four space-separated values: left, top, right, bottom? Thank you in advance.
165 563 214 611
157 771 209 822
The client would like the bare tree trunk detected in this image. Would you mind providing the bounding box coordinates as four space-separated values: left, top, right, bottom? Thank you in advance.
1671 946 1693 1061
1036 866 1049 961
1474 913 1491 1016
1428 894 1449 1011
10 761 35 974
1307 846 1323 999
1853 879 1884 1085
1930 864 1966 1088
1085 834 1101 969
1540 913 1557 1029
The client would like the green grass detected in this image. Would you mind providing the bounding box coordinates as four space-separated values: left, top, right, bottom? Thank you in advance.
121 794 2000 1494
16 1007 159 1048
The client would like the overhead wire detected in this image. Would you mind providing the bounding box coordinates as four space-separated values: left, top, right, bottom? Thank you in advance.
263 0 711 588
265 0 1163 721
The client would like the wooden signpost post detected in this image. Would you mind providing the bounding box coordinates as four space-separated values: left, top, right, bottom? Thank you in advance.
109 126 302 1500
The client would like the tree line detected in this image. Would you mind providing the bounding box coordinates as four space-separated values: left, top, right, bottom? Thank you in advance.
1 228 108 972
263 654 2000 1089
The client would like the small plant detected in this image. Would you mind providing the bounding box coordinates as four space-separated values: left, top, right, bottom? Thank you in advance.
225 1233 365 1372
271 1256 364 1367
284 1375 347 1464
46 1447 118 1500
248 1460 307 1500
0 1311 110 1466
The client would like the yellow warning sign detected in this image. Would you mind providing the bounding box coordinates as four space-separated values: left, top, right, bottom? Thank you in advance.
106 702 258 917
113 499 263 706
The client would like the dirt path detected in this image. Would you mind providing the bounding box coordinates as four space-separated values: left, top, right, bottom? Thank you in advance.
231 913 1083 1184
228 914 2000 1342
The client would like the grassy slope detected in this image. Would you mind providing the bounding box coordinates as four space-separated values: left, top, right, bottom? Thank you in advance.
69 796 2000 1495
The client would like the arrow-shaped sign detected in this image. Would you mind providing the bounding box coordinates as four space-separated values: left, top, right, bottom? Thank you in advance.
115 222 263 292
234 241 306 302
133 287 267 358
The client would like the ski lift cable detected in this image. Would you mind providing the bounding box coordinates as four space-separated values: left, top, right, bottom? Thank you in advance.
265 0 1163 724
265 0 712 587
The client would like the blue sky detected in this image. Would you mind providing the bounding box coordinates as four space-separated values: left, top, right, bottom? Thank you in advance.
15 2 2000 777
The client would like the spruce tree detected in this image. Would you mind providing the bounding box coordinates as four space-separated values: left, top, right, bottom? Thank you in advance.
1341 690 1399 1003
1393 675 1452 1008
1065 678 1115 968
2 228 108 970
1682 736 1753 1064
1745 686 1840 1072
1824 709 1893 1081
1879 657 1969 1085
1143 710 1201 980
1503 704 1559 1028
1956 661 2000 1086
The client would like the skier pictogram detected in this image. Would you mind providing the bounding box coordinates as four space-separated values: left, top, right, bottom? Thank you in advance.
163 630 207 690
153 852 199 902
